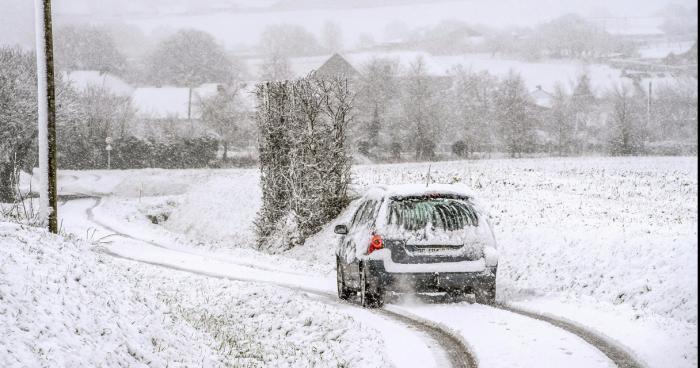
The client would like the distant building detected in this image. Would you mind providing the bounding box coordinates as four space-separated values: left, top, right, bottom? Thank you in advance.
129 84 224 137
62 70 133 97
375 25 484 52
131 84 219 121
312 53 359 80
530 85 554 109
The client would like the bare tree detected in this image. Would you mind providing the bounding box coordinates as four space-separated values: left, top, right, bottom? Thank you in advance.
651 78 698 147
608 83 644 155
145 29 237 87
448 66 498 157
354 57 400 157
569 72 598 153
401 56 441 161
259 24 321 57
548 83 573 156
199 85 245 161
259 50 293 81
494 70 533 158
55 24 126 74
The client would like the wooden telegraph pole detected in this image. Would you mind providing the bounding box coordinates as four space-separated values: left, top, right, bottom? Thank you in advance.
34 0 58 233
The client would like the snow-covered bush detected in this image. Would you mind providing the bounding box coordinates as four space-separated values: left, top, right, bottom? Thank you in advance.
0 47 37 203
56 85 135 169
255 76 352 252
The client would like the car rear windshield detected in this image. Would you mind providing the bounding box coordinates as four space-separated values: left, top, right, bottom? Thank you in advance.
387 195 479 232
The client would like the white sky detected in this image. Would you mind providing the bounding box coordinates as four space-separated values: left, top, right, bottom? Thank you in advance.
0 0 696 48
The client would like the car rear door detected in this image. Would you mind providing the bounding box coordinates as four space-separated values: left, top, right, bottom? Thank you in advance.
343 199 381 287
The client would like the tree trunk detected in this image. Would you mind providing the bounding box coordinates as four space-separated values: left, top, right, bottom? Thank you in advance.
0 164 15 203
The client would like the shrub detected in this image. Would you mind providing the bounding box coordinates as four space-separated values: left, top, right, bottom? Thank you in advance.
452 140 467 158
255 76 353 252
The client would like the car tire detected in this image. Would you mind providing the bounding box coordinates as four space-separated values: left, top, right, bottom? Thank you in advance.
475 282 496 305
335 259 352 300
360 263 384 308
336 258 352 301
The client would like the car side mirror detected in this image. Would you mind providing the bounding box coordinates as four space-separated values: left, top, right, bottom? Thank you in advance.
334 224 348 235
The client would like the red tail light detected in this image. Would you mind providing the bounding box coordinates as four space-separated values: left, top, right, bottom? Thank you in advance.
368 234 383 254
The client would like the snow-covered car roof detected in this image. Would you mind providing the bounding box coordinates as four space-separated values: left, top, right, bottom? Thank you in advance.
364 184 476 200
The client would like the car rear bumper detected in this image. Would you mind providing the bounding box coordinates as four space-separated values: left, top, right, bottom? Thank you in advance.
365 260 496 293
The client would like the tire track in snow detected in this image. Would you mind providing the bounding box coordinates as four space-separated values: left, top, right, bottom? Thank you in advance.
72 197 475 368
84 196 307 277
95 246 475 368
69 196 647 368
492 304 646 368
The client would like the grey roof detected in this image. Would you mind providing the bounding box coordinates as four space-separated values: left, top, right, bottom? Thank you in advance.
312 53 359 79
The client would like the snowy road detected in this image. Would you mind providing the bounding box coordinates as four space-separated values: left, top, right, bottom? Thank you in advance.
60 197 473 368
59 196 647 368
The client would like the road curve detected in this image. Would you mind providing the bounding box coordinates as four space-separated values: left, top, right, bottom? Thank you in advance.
67 195 648 368
71 196 476 368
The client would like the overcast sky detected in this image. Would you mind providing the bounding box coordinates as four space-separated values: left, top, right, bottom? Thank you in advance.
1 0 696 48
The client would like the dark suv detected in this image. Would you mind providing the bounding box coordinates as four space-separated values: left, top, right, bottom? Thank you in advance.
334 184 499 308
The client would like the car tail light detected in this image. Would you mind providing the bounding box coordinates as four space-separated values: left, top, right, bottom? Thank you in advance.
368 233 383 254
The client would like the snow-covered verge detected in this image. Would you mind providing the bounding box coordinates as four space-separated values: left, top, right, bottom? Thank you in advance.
139 269 390 368
0 220 391 367
0 221 220 367
91 195 331 276
162 170 260 247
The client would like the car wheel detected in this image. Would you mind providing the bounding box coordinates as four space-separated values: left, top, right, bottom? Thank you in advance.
475 282 496 305
336 258 352 300
360 263 384 308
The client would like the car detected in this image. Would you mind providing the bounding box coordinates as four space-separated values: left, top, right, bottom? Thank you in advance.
334 184 499 308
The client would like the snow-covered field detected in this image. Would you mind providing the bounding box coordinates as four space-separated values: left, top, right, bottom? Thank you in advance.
248 51 631 94
6 155 697 367
352 157 698 321
130 157 697 322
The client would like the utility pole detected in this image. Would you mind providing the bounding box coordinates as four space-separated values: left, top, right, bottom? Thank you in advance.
105 136 113 170
644 81 652 154
34 0 58 233
188 87 193 135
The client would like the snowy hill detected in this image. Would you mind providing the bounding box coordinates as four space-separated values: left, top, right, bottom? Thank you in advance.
0 218 394 367
0 222 219 367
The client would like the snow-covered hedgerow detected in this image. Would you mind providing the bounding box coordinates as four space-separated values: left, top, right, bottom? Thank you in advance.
255 77 352 252
0 222 220 367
